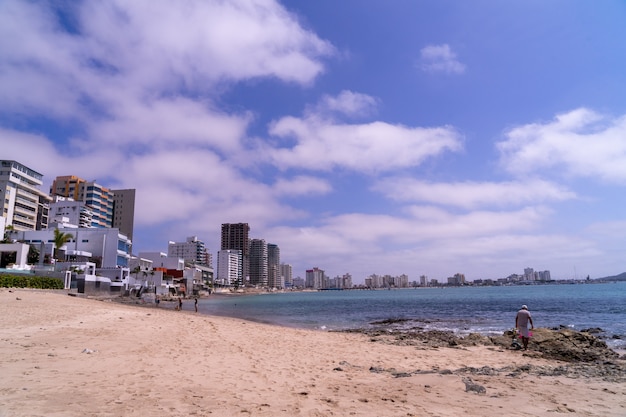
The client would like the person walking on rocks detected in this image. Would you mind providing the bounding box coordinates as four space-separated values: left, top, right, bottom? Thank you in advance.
515 305 534 350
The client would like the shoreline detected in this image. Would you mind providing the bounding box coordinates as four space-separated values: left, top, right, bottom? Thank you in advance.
2 288 625 416
114 291 626 356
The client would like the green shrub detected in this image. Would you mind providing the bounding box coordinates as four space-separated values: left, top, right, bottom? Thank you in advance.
0 273 64 289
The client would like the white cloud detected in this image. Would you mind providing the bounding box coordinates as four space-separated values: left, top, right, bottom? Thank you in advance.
314 90 378 118
87 96 252 152
498 108 626 183
265 104 463 173
371 178 576 209
262 205 603 280
78 0 334 88
273 176 332 196
0 0 333 119
0 0 335 241
419 44 465 74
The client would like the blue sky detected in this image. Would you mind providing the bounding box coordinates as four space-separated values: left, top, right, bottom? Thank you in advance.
2 0 626 282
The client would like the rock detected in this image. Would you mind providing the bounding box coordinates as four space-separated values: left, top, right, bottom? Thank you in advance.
462 377 486 394
581 327 604 335
341 326 624 370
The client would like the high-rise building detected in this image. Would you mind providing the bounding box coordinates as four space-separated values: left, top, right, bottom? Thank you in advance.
267 243 281 288
249 238 268 286
420 275 427 287
524 267 534 281
221 223 250 279
50 176 114 228
168 236 209 266
0 160 51 231
280 263 293 287
306 267 326 289
112 189 136 242
50 175 85 201
221 223 250 254
216 249 242 287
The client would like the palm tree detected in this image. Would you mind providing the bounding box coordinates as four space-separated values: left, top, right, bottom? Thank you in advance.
53 229 73 262
2 224 15 243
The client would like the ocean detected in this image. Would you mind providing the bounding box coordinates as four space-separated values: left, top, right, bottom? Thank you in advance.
196 281 626 350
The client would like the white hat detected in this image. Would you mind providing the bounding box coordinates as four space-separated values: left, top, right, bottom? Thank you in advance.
521 305 528 310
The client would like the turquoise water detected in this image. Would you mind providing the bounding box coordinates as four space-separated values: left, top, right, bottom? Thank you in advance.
197 282 626 349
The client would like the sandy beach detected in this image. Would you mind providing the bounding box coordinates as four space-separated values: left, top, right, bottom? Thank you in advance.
1 289 624 417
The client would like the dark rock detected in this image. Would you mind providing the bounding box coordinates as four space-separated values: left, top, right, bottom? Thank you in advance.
370 318 411 325
581 327 604 334
462 377 486 394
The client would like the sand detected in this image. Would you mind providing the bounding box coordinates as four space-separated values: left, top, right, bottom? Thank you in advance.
0 289 624 417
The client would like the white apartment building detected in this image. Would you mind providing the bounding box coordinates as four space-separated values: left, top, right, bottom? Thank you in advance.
10 227 131 268
50 176 114 228
306 267 326 289
0 160 51 231
49 196 93 228
168 236 209 266
138 252 184 270
216 249 242 286
420 275 428 287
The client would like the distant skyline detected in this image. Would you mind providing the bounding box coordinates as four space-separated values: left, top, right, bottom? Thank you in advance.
2 1 626 283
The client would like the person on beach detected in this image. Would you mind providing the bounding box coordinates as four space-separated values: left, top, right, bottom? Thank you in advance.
194 297 198 313
177 297 182 311
515 304 534 350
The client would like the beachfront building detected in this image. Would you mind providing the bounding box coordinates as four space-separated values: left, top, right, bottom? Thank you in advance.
280 263 293 287
538 270 551 281
112 189 136 243
135 251 212 292
328 273 352 289
267 243 281 288
292 276 305 288
365 274 383 288
221 223 250 280
447 273 466 286
49 197 93 228
10 227 131 268
216 249 242 287
168 236 210 266
524 267 535 281
0 160 52 231
138 252 184 270
396 274 409 288
50 175 114 228
306 267 326 289
249 238 268 286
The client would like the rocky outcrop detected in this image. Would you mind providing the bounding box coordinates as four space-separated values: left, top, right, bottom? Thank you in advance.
340 326 623 364
493 327 620 362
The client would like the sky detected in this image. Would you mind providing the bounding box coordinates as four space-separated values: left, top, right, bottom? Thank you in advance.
2 0 626 283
